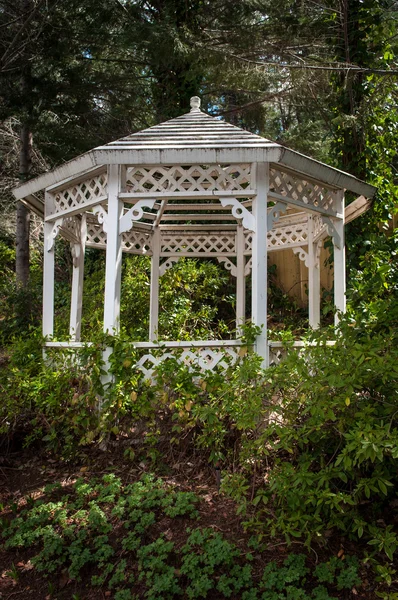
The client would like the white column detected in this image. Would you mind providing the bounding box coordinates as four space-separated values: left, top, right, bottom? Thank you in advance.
43 220 55 339
103 164 123 334
149 227 160 341
69 215 86 341
334 191 346 326
308 215 321 329
236 224 245 335
252 162 269 367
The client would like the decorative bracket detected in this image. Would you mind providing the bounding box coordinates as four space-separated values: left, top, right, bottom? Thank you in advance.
93 205 109 234
220 198 255 232
119 200 157 234
244 256 252 276
217 257 237 277
159 257 180 276
322 216 341 249
71 243 81 268
267 201 288 231
315 239 323 269
292 246 310 267
47 217 64 251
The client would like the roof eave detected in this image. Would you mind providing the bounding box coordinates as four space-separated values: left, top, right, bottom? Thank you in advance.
13 151 97 200
279 148 376 198
92 146 282 165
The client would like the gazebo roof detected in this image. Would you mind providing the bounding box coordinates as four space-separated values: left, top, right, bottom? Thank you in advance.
14 96 376 214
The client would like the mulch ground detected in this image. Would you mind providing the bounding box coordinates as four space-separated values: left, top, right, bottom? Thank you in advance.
0 446 389 600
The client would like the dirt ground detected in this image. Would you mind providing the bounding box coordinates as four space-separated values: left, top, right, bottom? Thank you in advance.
0 447 388 599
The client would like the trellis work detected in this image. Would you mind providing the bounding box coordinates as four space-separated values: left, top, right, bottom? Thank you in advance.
13 97 376 375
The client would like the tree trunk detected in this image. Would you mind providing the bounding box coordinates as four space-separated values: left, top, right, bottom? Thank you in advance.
16 123 31 286
16 0 33 287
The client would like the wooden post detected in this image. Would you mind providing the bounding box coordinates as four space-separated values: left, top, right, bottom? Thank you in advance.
334 191 346 326
43 220 55 339
236 224 245 335
149 227 160 341
252 162 269 367
103 165 123 334
69 215 86 341
308 215 321 329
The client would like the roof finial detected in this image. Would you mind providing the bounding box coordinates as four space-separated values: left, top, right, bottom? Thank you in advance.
190 96 201 112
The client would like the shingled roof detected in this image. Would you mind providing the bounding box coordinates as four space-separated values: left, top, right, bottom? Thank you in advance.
13 96 376 212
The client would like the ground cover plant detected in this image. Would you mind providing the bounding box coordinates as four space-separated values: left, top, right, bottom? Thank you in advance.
0 464 367 600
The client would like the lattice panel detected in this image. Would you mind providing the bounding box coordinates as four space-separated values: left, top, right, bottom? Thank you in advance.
313 215 327 240
269 346 286 367
54 173 108 214
86 218 152 254
270 168 337 213
123 230 152 255
244 232 252 255
86 218 107 248
125 164 252 194
135 346 241 380
161 233 236 255
267 223 308 249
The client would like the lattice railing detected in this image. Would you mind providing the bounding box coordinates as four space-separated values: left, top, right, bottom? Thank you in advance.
270 168 337 214
54 172 108 214
133 342 243 380
125 164 252 194
161 232 236 256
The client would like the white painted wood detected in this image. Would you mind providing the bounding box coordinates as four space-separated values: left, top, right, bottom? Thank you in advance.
43 219 55 339
307 216 321 329
268 190 339 218
278 149 376 198
13 152 97 199
93 147 282 167
149 228 160 341
120 191 256 200
119 200 157 232
21 194 44 217
236 224 245 334
133 339 243 348
69 215 86 341
252 162 269 367
103 165 123 334
47 166 107 193
45 195 108 222
333 191 346 325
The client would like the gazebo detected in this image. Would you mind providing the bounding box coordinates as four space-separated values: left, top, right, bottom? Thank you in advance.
13 97 376 376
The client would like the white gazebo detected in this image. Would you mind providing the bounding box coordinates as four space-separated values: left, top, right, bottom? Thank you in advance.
13 97 376 376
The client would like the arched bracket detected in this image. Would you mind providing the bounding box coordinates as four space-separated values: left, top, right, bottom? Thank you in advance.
292 246 310 267
220 198 255 232
217 257 237 277
93 205 109 234
159 257 180 276
120 200 157 234
267 201 288 231
47 217 64 251
322 216 341 249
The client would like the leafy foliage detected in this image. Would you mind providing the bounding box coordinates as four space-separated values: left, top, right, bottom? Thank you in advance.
1 472 362 598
